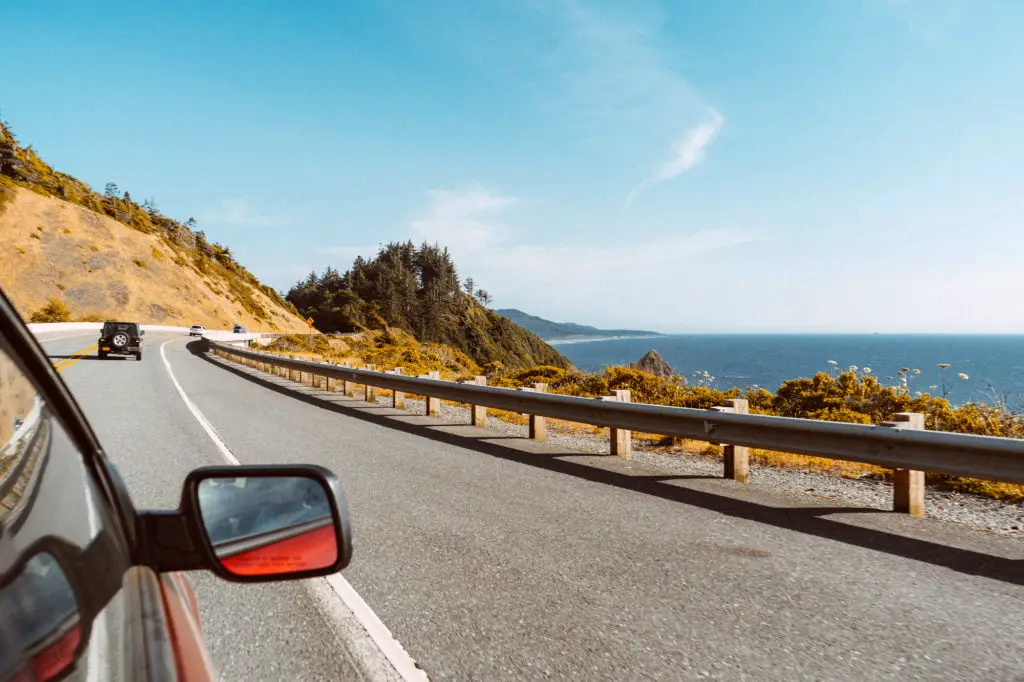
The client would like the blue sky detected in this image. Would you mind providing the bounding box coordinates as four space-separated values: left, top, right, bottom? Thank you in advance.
3 0 1023 332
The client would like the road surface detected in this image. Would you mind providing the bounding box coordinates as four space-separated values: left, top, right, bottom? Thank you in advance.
37 331 1024 681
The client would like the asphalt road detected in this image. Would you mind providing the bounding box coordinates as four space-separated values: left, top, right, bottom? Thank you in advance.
39 332 1024 681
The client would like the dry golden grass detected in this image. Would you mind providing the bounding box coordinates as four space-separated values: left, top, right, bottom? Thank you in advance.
0 187 306 331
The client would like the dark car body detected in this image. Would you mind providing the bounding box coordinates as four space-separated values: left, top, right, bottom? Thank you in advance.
232 324 246 334
97 321 143 360
0 289 352 681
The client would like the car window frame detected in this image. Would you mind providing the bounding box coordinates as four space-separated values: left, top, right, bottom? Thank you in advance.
0 291 139 555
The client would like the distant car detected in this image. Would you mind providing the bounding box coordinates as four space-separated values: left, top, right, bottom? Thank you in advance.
189 325 205 336
233 324 247 334
98 321 144 360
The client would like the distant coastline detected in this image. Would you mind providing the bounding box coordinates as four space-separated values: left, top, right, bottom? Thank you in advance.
546 334 665 346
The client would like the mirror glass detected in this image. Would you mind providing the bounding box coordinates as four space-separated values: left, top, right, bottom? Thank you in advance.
196 475 337 577
0 550 84 681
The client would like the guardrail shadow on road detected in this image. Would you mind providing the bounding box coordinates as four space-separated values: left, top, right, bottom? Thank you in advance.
191 342 1024 587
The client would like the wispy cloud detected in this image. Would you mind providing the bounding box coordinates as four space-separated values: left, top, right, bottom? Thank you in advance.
198 199 277 228
409 187 753 315
410 188 517 251
625 108 724 207
537 3 724 207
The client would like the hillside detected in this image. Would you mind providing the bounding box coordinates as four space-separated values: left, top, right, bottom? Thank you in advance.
287 242 572 370
0 122 305 331
497 308 661 341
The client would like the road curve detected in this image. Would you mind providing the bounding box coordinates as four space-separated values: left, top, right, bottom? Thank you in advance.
42 332 1024 681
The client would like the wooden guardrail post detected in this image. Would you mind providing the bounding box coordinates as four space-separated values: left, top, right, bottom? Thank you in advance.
468 376 487 426
884 412 925 516
723 399 750 483
343 362 356 397
426 371 441 416
390 368 406 409
529 383 548 440
365 364 377 403
601 390 632 458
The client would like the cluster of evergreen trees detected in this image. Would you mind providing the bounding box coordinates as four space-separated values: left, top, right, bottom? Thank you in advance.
286 241 570 369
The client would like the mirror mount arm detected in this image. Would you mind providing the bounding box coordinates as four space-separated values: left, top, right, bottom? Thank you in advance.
136 510 206 572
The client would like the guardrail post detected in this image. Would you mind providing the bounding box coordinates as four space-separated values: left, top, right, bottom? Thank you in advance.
885 412 926 516
469 376 487 426
426 371 441 416
723 399 750 483
343 362 356 397
365 364 377 403
529 383 548 441
390 368 406 409
601 390 632 459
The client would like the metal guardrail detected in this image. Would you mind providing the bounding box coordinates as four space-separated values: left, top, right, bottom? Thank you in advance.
207 340 1024 516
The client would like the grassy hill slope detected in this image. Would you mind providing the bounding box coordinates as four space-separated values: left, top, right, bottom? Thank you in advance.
0 121 305 330
0 187 304 330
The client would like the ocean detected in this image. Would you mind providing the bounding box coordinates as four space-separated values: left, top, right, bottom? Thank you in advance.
551 335 1024 406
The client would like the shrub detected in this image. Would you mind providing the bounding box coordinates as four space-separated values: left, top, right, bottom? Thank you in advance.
29 298 71 323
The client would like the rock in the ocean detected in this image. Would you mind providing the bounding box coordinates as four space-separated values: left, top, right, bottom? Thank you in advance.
631 349 674 379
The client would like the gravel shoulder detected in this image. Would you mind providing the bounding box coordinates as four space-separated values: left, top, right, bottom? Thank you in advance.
382 394 1024 539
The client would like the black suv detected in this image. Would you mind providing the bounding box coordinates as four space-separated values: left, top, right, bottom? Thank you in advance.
97 321 144 360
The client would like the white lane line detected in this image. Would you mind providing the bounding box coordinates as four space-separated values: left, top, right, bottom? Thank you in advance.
159 340 427 682
160 340 240 465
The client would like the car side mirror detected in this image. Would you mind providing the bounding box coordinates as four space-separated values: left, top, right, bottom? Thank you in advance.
138 464 353 582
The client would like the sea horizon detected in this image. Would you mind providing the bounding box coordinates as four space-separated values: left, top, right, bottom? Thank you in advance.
550 333 1024 407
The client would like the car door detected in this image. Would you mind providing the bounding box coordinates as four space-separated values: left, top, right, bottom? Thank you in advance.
0 292 214 682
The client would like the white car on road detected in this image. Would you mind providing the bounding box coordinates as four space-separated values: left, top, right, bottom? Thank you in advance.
189 324 205 336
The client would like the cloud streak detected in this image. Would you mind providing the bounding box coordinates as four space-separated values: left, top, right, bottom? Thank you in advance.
410 188 518 251
626 108 725 208
408 188 753 321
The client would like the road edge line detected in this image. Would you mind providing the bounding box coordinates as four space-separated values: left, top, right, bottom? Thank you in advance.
159 340 427 682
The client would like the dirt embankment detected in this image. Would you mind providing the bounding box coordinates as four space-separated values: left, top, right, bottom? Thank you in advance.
0 187 306 331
